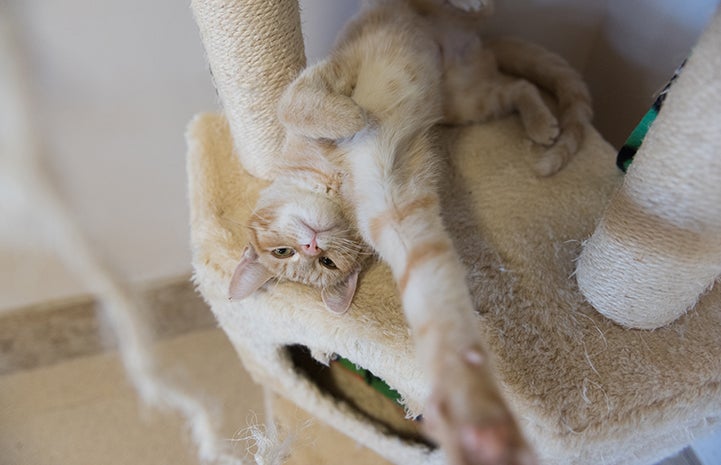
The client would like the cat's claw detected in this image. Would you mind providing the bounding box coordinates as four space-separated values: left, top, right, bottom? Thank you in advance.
423 347 537 465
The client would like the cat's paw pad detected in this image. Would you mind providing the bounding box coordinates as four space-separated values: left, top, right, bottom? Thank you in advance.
423 347 536 465
448 0 494 13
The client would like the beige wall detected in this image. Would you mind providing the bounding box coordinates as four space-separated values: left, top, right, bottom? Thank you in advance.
1 0 718 311
484 0 720 146
1 0 219 309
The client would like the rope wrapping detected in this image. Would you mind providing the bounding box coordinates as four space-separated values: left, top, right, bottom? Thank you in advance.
190 0 306 180
576 7 721 329
184 1 721 462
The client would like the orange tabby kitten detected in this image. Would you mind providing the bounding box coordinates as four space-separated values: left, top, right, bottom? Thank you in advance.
280 0 591 176
230 1 591 464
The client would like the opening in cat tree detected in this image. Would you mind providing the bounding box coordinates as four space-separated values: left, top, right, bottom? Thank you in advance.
285 344 432 446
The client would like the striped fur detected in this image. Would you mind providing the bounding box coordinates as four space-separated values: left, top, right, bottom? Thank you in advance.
232 0 592 463
270 2 539 464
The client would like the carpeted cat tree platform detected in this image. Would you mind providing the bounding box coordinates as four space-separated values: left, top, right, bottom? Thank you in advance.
186 1 721 464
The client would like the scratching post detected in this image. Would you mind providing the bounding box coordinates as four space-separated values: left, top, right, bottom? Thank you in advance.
190 0 305 180
187 2 721 465
576 8 721 330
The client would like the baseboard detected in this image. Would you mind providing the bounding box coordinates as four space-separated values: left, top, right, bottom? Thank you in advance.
0 276 216 375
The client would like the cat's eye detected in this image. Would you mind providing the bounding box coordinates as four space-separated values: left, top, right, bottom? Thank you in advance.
319 256 337 269
271 247 295 258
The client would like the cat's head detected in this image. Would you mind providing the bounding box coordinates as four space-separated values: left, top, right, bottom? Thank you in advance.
229 178 367 314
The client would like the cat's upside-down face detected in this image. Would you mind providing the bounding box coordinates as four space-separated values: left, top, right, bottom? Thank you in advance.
229 178 368 314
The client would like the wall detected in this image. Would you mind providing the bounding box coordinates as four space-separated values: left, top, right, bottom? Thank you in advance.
0 0 359 311
0 0 717 311
482 0 720 146
585 0 720 146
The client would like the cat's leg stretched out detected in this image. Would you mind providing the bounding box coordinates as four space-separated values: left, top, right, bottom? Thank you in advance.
274 3 536 462
275 41 535 465
341 127 535 465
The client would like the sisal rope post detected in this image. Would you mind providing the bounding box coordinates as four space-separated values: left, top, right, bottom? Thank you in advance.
576 7 721 329
190 0 306 180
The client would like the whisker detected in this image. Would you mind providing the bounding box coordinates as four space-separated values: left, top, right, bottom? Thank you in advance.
328 239 364 251
332 239 370 253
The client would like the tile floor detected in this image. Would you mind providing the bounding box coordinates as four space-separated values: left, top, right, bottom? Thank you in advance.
0 278 717 465
0 278 391 465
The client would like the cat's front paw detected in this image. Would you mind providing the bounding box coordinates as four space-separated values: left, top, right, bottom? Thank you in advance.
279 85 368 140
423 346 536 465
322 95 369 139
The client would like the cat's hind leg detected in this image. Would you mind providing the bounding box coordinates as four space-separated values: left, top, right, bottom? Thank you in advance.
533 107 588 176
493 80 560 147
443 77 559 148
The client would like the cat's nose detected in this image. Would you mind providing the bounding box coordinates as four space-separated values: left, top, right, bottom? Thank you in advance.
302 237 321 256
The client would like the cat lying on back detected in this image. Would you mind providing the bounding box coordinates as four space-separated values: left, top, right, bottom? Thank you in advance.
232 0 592 314
230 1 591 464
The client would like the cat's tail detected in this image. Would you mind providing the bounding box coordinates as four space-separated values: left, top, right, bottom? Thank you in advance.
487 37 593 176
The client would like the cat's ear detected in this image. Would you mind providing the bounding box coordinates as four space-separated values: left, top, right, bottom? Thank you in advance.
321 267 360 314
229 246 274 300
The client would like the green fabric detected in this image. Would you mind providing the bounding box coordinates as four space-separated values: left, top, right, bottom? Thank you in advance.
617 106 659 172
334 356 403 406
616 59 685 172
627 106 658 148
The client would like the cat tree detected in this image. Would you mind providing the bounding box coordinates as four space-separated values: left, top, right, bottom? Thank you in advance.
187 1 721 464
